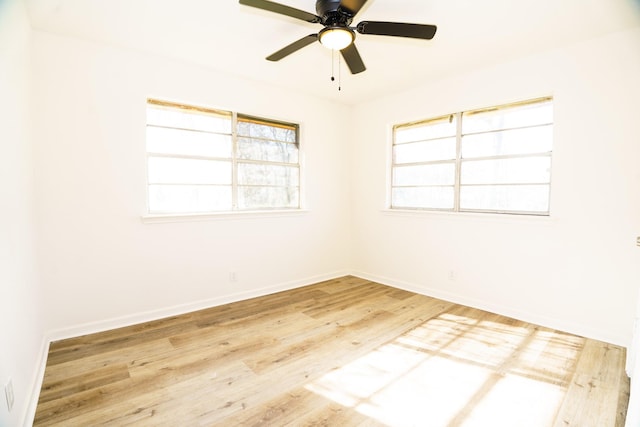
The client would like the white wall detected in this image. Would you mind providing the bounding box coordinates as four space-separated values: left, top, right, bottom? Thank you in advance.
351 27 640 347
0 0 44 425
31 31 353 337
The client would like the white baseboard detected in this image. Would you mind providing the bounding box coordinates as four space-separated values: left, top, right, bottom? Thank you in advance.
351 270 625 348
22 336 50 427
46 270 350 343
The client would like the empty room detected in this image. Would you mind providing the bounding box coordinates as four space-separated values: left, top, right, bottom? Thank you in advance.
2 0 640 425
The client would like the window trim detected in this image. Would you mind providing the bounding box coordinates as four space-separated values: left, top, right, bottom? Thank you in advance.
141 209 309 224
390 97 553 216
145 98 302 216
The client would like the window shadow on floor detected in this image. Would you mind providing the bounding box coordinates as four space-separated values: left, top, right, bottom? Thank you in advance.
305 309 584 426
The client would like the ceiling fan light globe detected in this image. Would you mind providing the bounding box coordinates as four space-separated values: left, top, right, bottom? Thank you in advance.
319 27 354 50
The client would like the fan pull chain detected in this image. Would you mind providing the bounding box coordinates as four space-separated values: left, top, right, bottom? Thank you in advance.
329 50 342 92
331 49 335 82
338 52 342 91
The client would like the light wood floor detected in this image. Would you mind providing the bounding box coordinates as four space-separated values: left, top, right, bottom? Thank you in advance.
34 276 630 426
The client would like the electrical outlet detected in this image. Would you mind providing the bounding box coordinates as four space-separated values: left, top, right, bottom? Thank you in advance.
448 270 455 281
229 272 237 282
637 236 640 247
5 378 14 412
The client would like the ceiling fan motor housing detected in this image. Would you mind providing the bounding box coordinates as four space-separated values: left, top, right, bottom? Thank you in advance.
316 0 354 26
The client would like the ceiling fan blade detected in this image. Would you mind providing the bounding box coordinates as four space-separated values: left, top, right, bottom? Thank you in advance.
266 34 318 61
340 43 366 74
338 0 369 16
356 21 437 40
239 0 320 23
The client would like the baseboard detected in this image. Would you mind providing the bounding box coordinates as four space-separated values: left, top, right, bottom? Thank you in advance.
22 336 50 427
46 270 350 343
351 270 626 348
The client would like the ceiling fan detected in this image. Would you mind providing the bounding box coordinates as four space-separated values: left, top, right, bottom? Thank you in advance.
239 0 437 74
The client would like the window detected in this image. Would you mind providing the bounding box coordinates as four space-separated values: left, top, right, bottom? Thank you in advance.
146 99 300 214
391 97 553 215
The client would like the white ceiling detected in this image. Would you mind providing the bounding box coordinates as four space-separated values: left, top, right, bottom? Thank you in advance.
24 0 640 105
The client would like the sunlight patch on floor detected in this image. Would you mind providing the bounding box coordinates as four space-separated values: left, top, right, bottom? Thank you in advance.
305 312 582 426
459 374 565 427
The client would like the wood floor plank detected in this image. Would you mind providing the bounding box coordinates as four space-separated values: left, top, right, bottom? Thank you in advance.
47 313 199 351
295 402 387 427
37 363 130 404
301 282 395 319
225 387 330 426
34 276 630 426
46 321 200 366
68 361 257 427
42 338 175 385
311 276 372 295
192 288 329 329
554 340 628 427
616 365 631 427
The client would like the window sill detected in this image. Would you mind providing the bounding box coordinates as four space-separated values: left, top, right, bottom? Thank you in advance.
141 209 309 224
381 208 556 224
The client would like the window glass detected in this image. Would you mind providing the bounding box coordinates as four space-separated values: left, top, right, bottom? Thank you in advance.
237 138 299 164
460 185 550 213
461 126 552 159
392 187 455 210
460 157 551 185
148 158 231 185
394 138 457 164
238 163 300 187
393 164 456 187
238 186 299 210
462 101 553 134
146 100 300 214
148 185 232 213
395 116 456 143
147 106 232 133
237 120 296 143
391 97 553 215
146 127 232 158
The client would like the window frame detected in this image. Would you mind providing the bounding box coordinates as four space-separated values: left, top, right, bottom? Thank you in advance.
145 99 302 216
390 97 553 216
